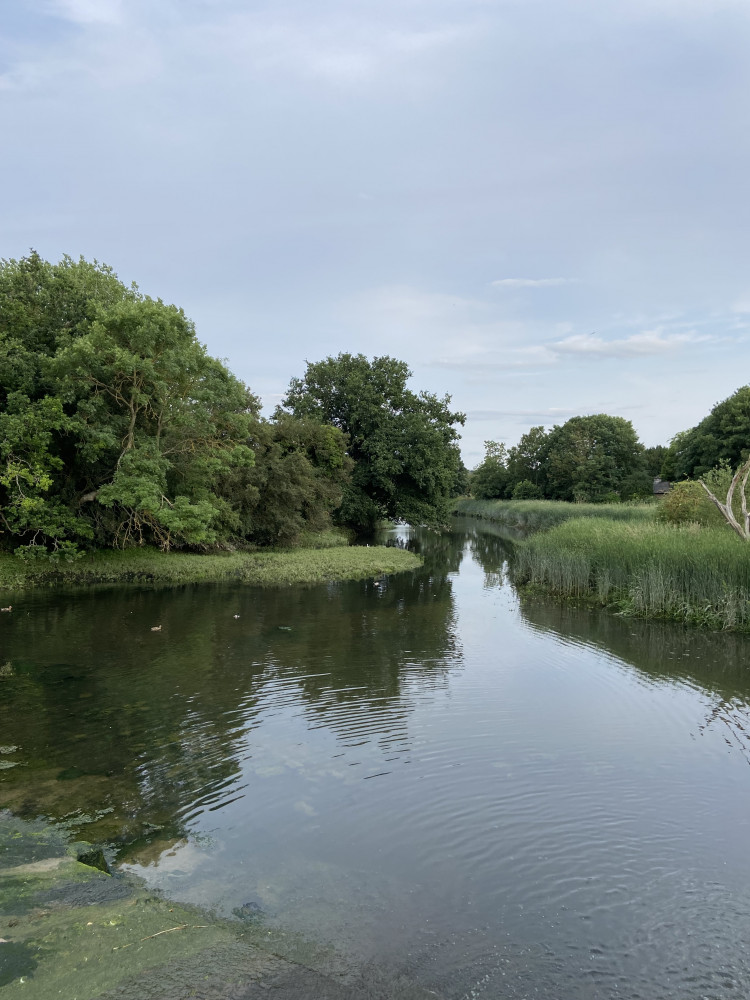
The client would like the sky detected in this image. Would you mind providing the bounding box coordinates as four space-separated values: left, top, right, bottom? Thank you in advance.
2 0 749 466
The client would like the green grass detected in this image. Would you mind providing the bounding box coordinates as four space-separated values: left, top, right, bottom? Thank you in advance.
514 517 750 630
453 497 656 531
0 540 421 593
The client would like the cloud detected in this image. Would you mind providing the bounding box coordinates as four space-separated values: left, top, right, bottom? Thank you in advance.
551 329 711 358
194 14 478 86
46 0 124 25
467 407 579 420
492 278 575 288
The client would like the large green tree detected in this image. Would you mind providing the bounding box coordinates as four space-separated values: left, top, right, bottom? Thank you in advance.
281 353 465 529
506 425 549 493
663 385 750 480
218 414 351 546
0 253 356 556
543 414 645 502
0 253 262 554
471 441 510 499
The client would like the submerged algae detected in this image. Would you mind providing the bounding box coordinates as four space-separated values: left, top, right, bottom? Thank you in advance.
0 814 438 999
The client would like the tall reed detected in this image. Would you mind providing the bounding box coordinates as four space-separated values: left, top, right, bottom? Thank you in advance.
453 498 655 531
514 518 750 630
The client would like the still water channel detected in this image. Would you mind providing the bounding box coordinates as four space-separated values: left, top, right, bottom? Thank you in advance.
2 518 750 998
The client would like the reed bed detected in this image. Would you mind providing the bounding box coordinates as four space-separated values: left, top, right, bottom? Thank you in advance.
453 498 655 531
514 518 750 630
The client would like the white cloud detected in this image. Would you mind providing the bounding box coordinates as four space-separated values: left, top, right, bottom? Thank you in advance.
46 0 124 25
492 277 575 288
194 14 477 85
551 328 711 358
467 407 579 420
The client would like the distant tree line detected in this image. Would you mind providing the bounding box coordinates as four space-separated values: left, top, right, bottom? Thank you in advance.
468 385 750 506
0 253 465 558
469 415 664 503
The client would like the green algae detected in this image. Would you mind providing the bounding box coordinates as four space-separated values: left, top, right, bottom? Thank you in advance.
0 814 439 999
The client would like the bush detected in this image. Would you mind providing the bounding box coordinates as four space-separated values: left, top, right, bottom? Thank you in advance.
512 480 543 500
657 481 713 525
657 466 733 528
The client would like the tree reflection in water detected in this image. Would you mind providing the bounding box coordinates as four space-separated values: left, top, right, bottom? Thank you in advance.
0 541 462 857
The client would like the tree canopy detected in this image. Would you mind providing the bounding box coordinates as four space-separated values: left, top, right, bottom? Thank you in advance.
469 414 649 502
471 441 510 500
662 385 750 480
0 253 348 555
281 353 465 528
544 414 646 502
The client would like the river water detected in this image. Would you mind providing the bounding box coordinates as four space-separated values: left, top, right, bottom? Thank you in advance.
2 518 750 998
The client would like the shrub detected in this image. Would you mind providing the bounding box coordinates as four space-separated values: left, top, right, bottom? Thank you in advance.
512 480 543 500
657 465 734 529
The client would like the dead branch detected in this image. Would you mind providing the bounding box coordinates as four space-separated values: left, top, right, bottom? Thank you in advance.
699 456 750 540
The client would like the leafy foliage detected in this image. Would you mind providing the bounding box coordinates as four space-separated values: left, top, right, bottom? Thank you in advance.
218 415 351 546
511 479 543 500
664 385 750 480
281 353 465 528
470 415 647 503
471 441 510 499
543 414 644 502
0 253 348 555
506 426 549 493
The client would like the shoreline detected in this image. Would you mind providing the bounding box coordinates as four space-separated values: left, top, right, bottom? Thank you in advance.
453 503 750 633
0 812 433 1000
0 542 422 594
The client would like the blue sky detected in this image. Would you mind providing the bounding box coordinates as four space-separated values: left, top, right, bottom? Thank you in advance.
2 0 749 465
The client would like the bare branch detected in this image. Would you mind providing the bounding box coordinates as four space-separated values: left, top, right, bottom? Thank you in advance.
699 456 750 541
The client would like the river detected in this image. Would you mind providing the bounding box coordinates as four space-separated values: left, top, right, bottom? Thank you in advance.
2 518 750 998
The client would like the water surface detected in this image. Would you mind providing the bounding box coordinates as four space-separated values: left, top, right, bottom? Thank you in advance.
2 520 750 998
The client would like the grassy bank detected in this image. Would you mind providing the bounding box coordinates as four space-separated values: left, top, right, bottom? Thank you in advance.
453 497 655 531
514 518 750 630
0 539 421 593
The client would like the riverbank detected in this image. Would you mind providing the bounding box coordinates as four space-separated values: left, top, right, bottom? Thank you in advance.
452 497 655 530
513 517 750 631
0 536 422 593
453 499 750 631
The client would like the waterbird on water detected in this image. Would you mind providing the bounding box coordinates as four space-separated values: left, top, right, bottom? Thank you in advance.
150 625 162 631
0 607 11 612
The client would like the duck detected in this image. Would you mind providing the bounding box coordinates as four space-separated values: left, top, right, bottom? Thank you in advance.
0 607 11 613
150 625 162 631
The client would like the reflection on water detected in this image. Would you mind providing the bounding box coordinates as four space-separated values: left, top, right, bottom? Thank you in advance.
0 544 462 852
2 521 750 999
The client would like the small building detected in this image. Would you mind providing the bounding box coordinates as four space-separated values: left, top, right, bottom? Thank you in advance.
653 478 671 496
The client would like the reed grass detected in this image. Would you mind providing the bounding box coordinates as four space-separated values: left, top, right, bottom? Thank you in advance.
453 497 655 531
0 539 421 593
514 518 750 630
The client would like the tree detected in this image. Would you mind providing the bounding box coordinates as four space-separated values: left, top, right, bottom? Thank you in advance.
643 444 668 479
506 426 549 494
471 441 509 499
544 414 645 502
1 253 261 553
511 479 543 500
280 353 465 529
699 458 750 540
218 414 351 546
664 385 750 480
